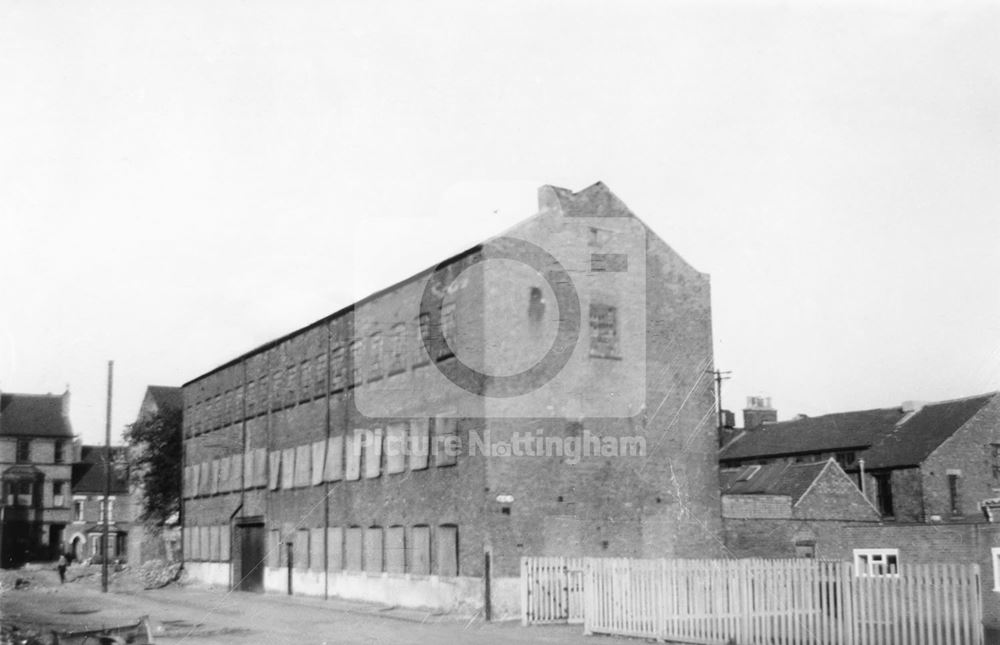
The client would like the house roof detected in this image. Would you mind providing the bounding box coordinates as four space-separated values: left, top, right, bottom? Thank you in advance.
720 461 829 504
146 386 183 413
72 445 129 494
720 407 905 462
0 393 73 438
860 393 996 469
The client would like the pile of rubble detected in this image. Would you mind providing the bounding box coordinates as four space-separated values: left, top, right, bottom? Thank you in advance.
130 559 184 590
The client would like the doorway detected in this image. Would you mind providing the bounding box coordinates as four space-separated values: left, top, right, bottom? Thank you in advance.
236 520 265 592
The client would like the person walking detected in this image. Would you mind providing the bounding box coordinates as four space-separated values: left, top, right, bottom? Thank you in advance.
57 554 67 584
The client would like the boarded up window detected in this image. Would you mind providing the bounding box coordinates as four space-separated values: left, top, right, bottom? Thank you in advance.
293 529 309 570
344 433 361 481
364 527 383 573
409 419 430 470
330 346 345 392
385 423 407 474
219 456 232 493
268 530 281 568
281 448 295 490
209 526 220 561
271 370 282 408
345 527 363 572
254 449 268 487
436 525 458 576
589 304 619 359
183 527 192 559
408 526 430 575
300 360 313 401
220 525 231 561
210 459 221 494
294 444 311 488
199 462 211 496
191 464 201 497
414 313 431 366
324 435 343 481
368 332 383 381
327 527 343 572
385 526 405 574
349 340 362 388
309 528 324 571
440 303 456 359
189 527 200 561
311 440 325 486
314 352 327 393
200 526 211 563
183 466 192 498
247 381 257 416
230 454 243 491
434 417 459 467
268 451 281 490
363 429 383 479
388 323 407 375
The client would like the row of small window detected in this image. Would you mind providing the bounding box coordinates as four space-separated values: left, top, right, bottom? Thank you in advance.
185 316 454 433
185 524 460 577
9 439 68 464
72 496 116 522
183 419 459 498
2 481 68 507
186 302 622 434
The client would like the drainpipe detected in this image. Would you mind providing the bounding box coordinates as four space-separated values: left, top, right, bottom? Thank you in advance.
286 541 294 595
859 458 866 497
228 502 243 590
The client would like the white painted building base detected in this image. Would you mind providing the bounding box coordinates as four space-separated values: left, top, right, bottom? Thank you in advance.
184 562 230 588
185 564 520 620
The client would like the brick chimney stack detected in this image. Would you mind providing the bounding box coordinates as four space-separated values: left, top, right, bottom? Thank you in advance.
743 395 777 430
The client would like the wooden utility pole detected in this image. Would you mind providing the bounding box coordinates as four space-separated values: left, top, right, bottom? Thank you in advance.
102 360 113 593
710 369 731 431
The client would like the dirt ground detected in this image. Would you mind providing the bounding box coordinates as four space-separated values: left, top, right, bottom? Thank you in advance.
1 563 642 645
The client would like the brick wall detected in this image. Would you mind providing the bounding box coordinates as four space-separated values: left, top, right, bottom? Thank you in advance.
181 183 724 603
723 517 1000 635
921 394 1000 522
795 462 880 521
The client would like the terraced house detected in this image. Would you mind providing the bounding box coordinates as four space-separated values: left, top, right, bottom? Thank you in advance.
0 390 74 568
180 182 722 616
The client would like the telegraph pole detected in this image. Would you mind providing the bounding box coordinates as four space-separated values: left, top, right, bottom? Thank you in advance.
710 369 732 432
102 360 113 593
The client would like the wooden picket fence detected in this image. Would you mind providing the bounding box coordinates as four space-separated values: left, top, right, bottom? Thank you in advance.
522 557 984 645
521 556 586 624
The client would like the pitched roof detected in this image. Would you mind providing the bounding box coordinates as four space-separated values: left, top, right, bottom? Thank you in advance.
146 386 183 413
860 393 997 469
0 393 74 438
720 407 905 462
71 445 129 494
720 461 829 504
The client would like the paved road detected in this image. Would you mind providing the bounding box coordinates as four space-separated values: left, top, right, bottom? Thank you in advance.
2 569 638 645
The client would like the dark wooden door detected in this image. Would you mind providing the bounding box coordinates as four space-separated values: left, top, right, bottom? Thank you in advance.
238 523 264 592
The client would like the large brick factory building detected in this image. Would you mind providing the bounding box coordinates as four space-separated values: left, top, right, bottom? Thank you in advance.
180 182 722 616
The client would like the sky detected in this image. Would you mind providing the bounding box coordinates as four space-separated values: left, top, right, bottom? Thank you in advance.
1 1 998 445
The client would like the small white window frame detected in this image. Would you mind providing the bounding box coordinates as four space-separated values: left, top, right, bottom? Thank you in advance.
992 547 1000 592
853 548 899 577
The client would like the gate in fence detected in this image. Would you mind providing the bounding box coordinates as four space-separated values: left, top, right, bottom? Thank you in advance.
522 556 984 645
520 556 585 624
